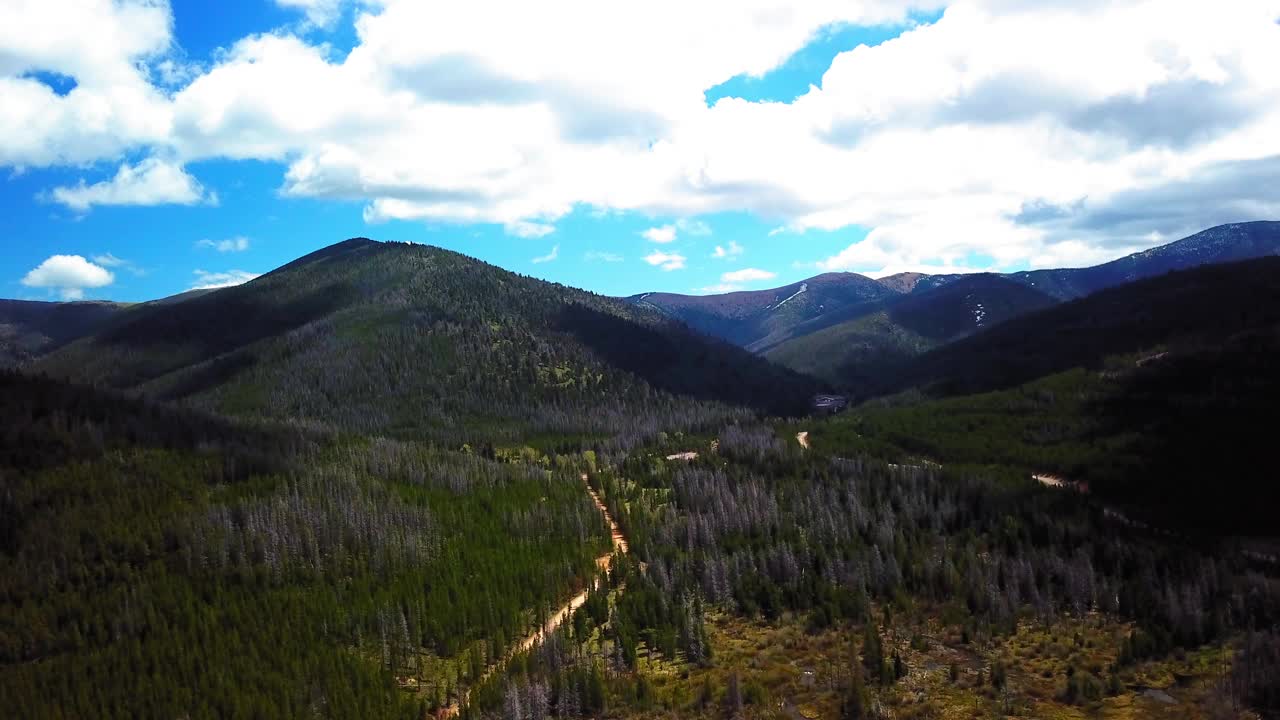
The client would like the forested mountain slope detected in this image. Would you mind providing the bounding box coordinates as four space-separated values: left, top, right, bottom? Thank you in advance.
764 274 1056 383
872 256 1280 399
628 272 896 349
629 223 1280 387
0 298 126 366
34 239 818 445
821 257 1280 535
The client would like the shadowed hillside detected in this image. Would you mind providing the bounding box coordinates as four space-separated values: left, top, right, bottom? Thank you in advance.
0 299 126 366
765 274 1056 383
629 272 896 349
876 256 1280 398
35 239 818 445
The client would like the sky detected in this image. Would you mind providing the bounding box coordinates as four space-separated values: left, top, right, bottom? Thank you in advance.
3 1 1280 303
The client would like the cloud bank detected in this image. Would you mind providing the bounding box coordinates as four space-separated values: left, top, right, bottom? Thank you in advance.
4 0 1280 274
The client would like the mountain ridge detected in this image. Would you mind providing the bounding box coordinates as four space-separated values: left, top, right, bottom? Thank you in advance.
629 221 1280 356
32 239 818 444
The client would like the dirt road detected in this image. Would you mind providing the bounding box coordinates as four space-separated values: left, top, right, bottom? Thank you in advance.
442 473 627 715
517 477 628 652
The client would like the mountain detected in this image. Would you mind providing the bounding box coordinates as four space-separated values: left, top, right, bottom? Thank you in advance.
833 256 1280 534
874 271 930 293
735 221 1280 385
33 239 818 445
0 299 127 366
632 222 1280 385
872 256 1280 399
628 272 897 350
9 244 1280 720
763 274 1057 383
891 222 1280 301
1004 220 1280 300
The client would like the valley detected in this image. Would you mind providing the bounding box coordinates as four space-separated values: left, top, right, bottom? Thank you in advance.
3 232 1279 720
6 3 1280 718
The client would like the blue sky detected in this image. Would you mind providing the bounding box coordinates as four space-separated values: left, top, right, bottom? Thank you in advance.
4 1 1278 302
1 2 909 302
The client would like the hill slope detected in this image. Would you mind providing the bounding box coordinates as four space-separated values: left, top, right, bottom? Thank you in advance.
764 274 1056 383
35 239 817 444
628 272 897 349
893 222 1280 301
875 256 1280 399
1006 220 1280 300
635 223 1280 383
0 299 126 366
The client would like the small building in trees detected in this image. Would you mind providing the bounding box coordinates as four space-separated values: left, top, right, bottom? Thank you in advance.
811 394 849 414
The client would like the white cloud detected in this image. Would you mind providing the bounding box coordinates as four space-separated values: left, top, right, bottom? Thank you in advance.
721 267 776 284
191 269 261 290
531 244 559 263
0 0 174 167
92 252 127 267
4 0 1280 274
644 250 686 271
695 282 743 294
712 240 744 259
505 221 556 238
21 255 114 299
92 252 146 276
642 225 677 243
48 158 212 211
275 0 343 28
197 236 251 253
677 218 712 236
585 251 623 262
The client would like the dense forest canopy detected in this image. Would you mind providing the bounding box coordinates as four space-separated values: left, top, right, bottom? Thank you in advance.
4 241 1280 720
32 240 818 446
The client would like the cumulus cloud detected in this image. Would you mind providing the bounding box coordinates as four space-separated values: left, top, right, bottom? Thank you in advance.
0 0 174 167
5 0 1280 273
191 269 261 290
197 236 250 253
721 267 776 284
644 250 686 271
21 255 114 299
642 225 677 243
531 244 559 263
48 158 212 211
695 283 744 294
713 241 744 259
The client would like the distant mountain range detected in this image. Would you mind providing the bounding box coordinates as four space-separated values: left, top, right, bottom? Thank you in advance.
6 221 1279 404
629 221 1280 384
629 271 895 351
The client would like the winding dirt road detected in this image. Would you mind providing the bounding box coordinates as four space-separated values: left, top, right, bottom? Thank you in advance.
441 473 627 716
516 476 628 653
